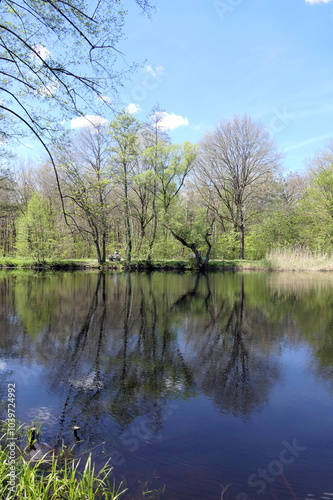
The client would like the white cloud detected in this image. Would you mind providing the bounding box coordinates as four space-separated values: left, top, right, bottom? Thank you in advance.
70 115 108 129
125 103 142 114
305 0 333 3
31 44 51 60
143 65 164 78
155 111 189 131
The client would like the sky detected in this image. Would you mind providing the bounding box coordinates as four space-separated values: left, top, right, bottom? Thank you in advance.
17 0 333 174
109 0 333 174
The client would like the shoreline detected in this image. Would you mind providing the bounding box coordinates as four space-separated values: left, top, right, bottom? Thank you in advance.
1 258 333 272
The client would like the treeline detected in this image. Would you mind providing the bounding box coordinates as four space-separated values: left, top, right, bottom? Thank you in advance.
1 110 333 266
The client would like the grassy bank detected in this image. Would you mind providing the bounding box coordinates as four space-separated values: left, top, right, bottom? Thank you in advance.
0 257 102 270
0 251 332 272
0 421 126 500
0 256 271 272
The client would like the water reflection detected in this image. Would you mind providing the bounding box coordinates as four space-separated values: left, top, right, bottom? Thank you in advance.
1 271 333 498
176 275 280 418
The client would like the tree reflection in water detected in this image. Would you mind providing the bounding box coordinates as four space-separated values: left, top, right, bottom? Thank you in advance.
171 274 280 418
0 272 282 433
2 271 333 497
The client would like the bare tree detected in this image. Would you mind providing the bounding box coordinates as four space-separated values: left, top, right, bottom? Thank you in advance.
56 125 114 264
311 140 333 171
195 115 281 258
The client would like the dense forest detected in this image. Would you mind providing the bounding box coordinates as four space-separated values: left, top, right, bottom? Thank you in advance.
1 1 333 267
1 110 333 265
0 109 333 263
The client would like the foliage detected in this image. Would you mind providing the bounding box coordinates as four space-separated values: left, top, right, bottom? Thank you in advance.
0 167 17 256
108 112 141 263
216 230 240 259
2 2 333 263
0 0 152 147
3 113 333 263
16 192 56 262
0 420 127 499
143 140 198 215
0 0 153 244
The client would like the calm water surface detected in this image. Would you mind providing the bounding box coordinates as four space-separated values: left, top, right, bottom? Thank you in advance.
1 271 333 499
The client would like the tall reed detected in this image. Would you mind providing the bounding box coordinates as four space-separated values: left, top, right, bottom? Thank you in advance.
266 247 333 271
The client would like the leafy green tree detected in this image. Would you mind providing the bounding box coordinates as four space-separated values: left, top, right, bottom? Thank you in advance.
147 141 198 214
139 107 171 262
280 143 333 254
0 166 17 256
314 163 333 221
130 164 156 256
245 172 308 257
143 138 198 259
167 199 215 269
109 112 141 263
16 191 56 262
295 165 333 252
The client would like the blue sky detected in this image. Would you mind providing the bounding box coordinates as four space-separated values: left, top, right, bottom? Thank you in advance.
110 0 333 173
16 0 333 174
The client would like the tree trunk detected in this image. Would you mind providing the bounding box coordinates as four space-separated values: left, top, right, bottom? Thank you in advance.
102 231 106 264
240 226 245 259
239 213 245 259
204 219 215 264
124 165 132 264
147 193 158 264
166 226 206 270
94 238 103 265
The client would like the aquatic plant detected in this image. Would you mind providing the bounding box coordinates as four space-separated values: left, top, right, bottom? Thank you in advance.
0 420 127 499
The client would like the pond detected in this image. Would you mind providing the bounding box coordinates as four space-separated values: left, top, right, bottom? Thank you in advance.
0 270 333 499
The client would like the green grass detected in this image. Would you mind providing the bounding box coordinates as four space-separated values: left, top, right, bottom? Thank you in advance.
0 257 35 268
0 256 274 272
209 258 272 270
0 257 102 269
0 420 127 499
9 252 332 273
